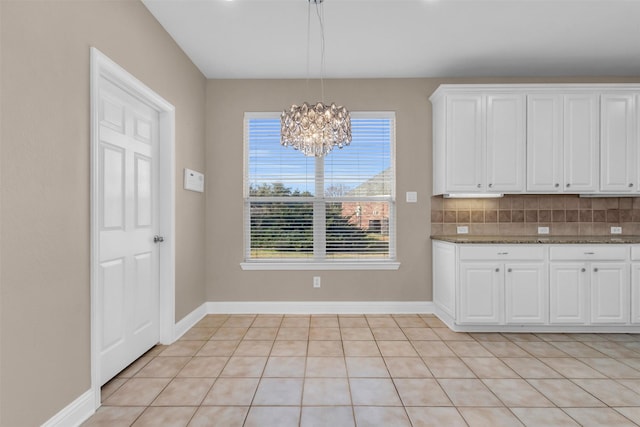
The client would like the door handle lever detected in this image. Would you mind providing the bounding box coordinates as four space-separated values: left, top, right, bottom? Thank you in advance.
154 235 165 243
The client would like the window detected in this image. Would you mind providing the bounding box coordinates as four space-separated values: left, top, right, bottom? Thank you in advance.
243 112 397 269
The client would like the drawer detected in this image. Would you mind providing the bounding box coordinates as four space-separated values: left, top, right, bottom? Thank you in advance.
459 245 544 261
549 245 627 261
632 246 640 261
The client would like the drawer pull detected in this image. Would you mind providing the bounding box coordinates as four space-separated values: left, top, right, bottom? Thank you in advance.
566 183 571 188
507 268 512 272
594 268 598 272
495 268 500 272
477 184 481 188
584 252 595 255
497 252 509 255
554 183 560 188
581 268 586 272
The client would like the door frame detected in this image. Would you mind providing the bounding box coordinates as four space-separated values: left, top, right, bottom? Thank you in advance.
89 47 176 409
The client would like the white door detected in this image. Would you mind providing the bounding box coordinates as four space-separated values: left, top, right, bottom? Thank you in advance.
550 263 588 324
527 94 563 192
98 78 160 385
632 263 640 324
445 95 484 192
486 94 525 192
505 263 547 324
590 262 629 324
600 94 636 192
459 263 502 324
563 94 599 192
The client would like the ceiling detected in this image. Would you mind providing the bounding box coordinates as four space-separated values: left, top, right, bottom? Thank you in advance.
142 0 640 79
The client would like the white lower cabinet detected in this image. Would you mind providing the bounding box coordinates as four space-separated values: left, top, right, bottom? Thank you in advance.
632 262 640 324
550 263 588 324
459 263 502 324
505 263 547 324
459 261 547 325
433 241 636 331
590 263 628 324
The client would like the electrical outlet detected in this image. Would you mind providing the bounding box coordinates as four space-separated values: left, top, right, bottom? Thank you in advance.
611 226 622 234
538 226 550 234
457 226 469 234
313 276 321 288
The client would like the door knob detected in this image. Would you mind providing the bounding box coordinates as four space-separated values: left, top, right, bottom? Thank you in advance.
555 183 560 188
566 183 571 188
581 268 586 272
507 268 512 272
477 184 481 188
154 235 165 243
593 268 598 272
495 268 500 272
629 183 634 188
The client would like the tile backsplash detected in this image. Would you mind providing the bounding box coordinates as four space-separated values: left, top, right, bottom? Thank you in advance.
431 194 640 236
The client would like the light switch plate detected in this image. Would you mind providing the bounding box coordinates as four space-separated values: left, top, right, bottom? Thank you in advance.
184 168 204 192
457 226 469 234
611 226 622 234
538 226 550 234
406 191 417 203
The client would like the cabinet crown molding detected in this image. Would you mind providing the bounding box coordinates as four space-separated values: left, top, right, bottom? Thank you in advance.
430 83 640 102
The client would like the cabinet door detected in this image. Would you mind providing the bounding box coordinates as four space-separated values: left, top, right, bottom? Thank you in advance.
459 263 502 324
563 94 599 192
600 94 636 192
505 263 547 324
527 95 563 192
550 263 588 324
632 263 640 324
590 262 629 324
486 94 525 192
445 95 484 192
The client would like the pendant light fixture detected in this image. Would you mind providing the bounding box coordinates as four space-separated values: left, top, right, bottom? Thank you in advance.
280 0 352 157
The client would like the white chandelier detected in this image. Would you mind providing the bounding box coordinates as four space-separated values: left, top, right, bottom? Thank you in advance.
280 0 352 157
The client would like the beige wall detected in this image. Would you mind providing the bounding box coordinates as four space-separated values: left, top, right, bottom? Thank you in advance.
0 1 206 425
206 79 434 302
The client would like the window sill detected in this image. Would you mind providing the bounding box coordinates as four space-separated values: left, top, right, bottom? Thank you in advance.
240 261 401 271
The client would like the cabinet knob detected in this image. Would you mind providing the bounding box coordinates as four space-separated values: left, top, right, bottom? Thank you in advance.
594 268 598 272
566 183 571 188
507 268 512 272
495 268 500 272
629 183 634 188
477 184 482 188
555 183 560 188
488 183 493 188
581 268 586 272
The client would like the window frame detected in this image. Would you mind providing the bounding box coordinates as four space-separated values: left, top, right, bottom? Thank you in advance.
241 111 399 271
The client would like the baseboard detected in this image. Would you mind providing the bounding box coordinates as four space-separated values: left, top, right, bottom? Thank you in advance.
41 389 95 427
206 301 435 314
174 302 208 340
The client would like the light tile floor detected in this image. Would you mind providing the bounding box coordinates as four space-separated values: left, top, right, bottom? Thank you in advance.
82 314 640 426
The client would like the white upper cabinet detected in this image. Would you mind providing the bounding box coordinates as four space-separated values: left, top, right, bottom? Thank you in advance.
436 91 525 194
527 95 563 192
432 84 640 196
445 95 484 192
600 93 637 192
564 94 600 192
527 93 599 193
486 95 526 192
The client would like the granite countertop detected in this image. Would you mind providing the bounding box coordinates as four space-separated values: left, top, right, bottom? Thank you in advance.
431 235 640 244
